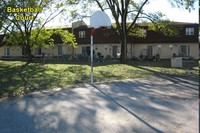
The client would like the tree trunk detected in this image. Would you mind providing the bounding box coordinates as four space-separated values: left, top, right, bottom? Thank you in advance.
25 31 33 62
120 14 128 64
26 45 33 62
120 38 127 63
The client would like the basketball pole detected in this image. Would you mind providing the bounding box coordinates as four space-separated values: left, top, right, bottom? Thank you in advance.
90 29 96 85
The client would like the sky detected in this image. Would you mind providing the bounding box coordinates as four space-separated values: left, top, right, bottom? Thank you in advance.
46 0 199 27
143 0 198 23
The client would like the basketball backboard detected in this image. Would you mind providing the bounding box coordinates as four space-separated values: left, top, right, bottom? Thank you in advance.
90 11 111 28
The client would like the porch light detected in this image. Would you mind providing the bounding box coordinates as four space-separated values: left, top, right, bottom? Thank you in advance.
104 45 108 50
169 44 173 49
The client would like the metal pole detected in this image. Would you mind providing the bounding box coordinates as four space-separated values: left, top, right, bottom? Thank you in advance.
90 35 94 84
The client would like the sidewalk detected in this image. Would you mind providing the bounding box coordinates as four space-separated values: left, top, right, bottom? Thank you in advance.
0 75 198 133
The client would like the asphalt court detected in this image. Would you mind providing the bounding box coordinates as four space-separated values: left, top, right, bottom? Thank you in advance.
0 75 198 133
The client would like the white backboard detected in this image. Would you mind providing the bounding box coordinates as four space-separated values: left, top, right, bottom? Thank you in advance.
90 11 111 28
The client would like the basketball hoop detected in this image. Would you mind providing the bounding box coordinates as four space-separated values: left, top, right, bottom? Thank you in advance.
90 11 111 84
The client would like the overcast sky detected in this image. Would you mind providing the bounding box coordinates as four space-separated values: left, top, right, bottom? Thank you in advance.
46 0 199 27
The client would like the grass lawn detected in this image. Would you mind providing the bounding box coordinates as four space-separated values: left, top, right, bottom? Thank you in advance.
0 59 199 98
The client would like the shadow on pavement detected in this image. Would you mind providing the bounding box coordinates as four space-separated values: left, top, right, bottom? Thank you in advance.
0 75 198 133
0 83 161 133
95 75 199 132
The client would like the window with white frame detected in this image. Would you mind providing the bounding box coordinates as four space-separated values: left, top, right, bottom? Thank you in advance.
4 48 10 56
142 29 147 38
185 28 194 35
179 45 190 56
79 31 85 38
35 48 42 55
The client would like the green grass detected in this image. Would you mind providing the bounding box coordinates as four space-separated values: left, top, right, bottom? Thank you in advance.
0 60 199 98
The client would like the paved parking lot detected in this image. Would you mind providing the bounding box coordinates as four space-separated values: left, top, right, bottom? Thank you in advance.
0 75 198 133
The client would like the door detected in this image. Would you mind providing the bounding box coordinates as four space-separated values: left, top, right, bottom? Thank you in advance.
112 46 117 58
147 45 153 56
58 45 65 55
82 46 90 56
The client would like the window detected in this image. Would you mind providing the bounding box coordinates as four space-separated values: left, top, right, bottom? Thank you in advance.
58 45 65 55
186 28 194 35
35 48 42 55
142 29 147 38
79 31 85 38
179 45 190 56
4 48 10 56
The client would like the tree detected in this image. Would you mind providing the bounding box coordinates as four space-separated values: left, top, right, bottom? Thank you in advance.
72 0 197 63
6 28 77 56
0 0 77 61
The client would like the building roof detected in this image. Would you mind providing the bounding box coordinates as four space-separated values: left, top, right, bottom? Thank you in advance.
44 25 71 29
